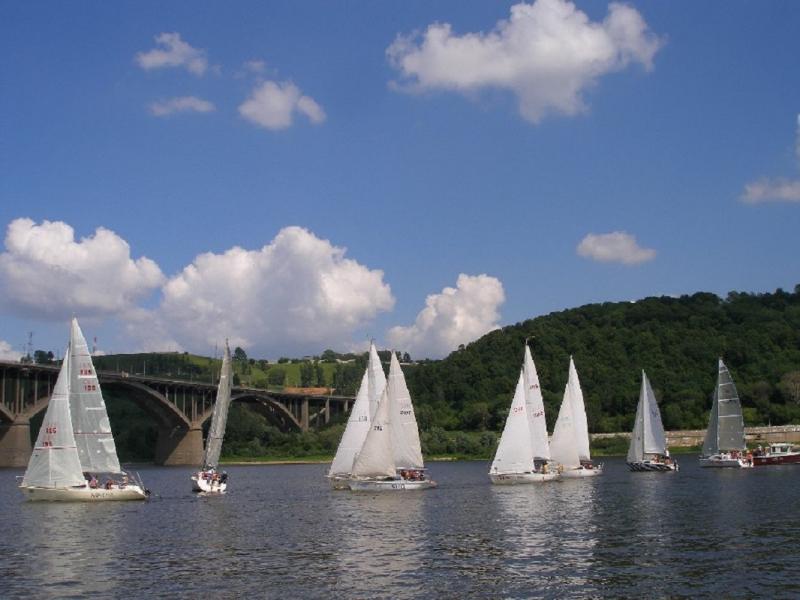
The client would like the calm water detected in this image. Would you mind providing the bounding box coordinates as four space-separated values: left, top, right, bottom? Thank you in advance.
2 457 800 599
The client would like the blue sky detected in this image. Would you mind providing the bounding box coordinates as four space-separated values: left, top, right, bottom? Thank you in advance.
1 1 799 360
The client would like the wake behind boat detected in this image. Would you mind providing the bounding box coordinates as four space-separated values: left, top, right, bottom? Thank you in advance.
627 371 678 472
191 341 233 494
550 357 602 478
18 318 148 502
699 359 753 469
348 352 436 491
489 344 558 484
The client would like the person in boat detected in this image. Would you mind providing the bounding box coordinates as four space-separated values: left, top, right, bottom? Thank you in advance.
121 474 129 488
104 479 113 490
220 472 228 484
89 475 99 489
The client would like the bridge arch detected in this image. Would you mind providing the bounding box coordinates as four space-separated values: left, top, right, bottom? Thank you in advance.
197 392 303 432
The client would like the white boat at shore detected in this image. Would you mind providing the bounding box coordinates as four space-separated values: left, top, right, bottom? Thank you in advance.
327 342 386 489
699 359 753 469
489 344 559 484
550 357 602 478
627 371 678 472
19 318 148 502
348 352 435 491
191 341 233 493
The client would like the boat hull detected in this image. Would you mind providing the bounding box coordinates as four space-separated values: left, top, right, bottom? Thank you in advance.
489 471 560 484
191 473 227 493
560 465 603 478
348 479 437 492
627 460 679 472
699 455 753 468
753 453 800 466
20 484 147 502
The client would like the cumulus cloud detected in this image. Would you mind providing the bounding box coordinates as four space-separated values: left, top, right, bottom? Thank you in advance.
135 32 208 76
148 96 216 117
0 340 22 361
132 226 393 356
387 274 505 359
239 81 326 130
387 0 663 123
0 218 165 320
740 179 800 204
576 231 656 265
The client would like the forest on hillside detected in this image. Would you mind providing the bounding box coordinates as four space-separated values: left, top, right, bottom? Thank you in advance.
404 286 800 435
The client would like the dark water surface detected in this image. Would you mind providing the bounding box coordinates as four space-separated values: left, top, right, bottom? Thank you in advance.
2 457 800 598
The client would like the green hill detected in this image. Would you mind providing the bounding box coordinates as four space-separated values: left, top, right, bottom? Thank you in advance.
404 286 800 435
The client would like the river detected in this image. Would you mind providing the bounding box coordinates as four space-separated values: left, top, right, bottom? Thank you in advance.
2 457 799 598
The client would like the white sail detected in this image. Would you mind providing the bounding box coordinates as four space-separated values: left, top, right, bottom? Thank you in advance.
352 385 396 478
68 318 122 474
702 359 746 455
642 372 667 455
627 371 668 462
388 352 424 469
523 346 550 461
550 379 581 469
328 369 370 476
202 342 233 470
490 370 535 474
21 351 86 489
568 357 591 461
367 342 387 420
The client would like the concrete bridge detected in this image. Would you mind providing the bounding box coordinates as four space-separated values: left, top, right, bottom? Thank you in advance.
0 360 354 467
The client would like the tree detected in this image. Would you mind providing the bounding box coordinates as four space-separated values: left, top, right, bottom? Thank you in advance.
233 347 248 363
780 372 800 404
321 349 337 363
300 362 315 387
33 350 54 364
267 367 286 387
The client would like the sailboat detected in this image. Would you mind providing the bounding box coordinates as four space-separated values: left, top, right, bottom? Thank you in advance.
489 344 559 484
550 357 602 478
327 342 386 489
699 359 753 468
18 318 148 501
348 352 436 491
627 371 678 472
191 341 233 493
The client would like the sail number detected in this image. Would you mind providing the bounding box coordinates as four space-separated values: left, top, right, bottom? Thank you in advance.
513 406 524 414
83 383 97 392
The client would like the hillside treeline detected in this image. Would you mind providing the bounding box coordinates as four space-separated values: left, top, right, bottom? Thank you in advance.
405 286 800 434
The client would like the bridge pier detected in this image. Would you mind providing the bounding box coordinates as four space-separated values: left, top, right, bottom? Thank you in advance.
0 421 32 467
155 426 204 466
301 398 309 432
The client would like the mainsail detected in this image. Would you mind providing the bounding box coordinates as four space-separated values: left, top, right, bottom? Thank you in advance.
523 346 550 461
202 342 233 470
702 359 746 455
568 357 591 461
351 385 396 478
21 351 85 489
490 370 535 474
627 371 668 463
69 318 122 474
550 378 581 469
387 352 424 470
328 343 385 477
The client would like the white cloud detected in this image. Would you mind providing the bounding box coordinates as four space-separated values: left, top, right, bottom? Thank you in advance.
135 32 208 76
741 178 800 204
149 96 216 117
0 340 22 361
243 59 267 74
387 274 505 359
387 0 663 123
239 81 326 130
576 231 656 265
0 218 165 320
132 226 393 356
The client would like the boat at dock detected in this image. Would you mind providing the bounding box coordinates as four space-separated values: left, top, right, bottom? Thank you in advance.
752 442 800 466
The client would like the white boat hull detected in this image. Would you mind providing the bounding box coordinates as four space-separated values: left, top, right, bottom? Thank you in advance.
191 473 227 493
628 460 679 472
560 465 603 478
348 478 437 492
20 484 147 502
489 471 560 484
699 455 753 468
